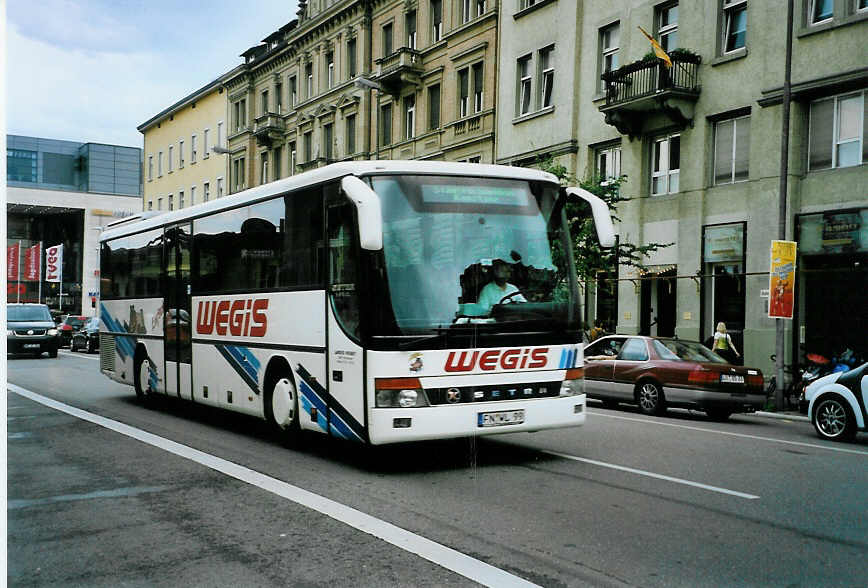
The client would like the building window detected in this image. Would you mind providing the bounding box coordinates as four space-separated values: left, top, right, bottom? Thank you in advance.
383 23 393 57
289 75 298 107
190 186 195 205
428 84 441 129
274 146 282 179
234 99 246 132
327 51 335 88
179 190 185 209
520 0 538 9
432 0 443 42
381 103 393 145
158 151 163 176
462 0 472 23
517 55 532 115
260 152 268 184
346 114 356 155
276 82 283 113
457 68 470 118
203 181 210 202
657 2 679 52
217 121 224 147
473 63 484 113
261 90 269 115
595 144 622 184
233 157 245 191
600 23 620 92
810 0 833 23
714 115 751 184
290 142 297 174
809 91 866 170
158 197 162 210
191 135 197 163
404 94 416 139
859 0 868 12
148 155 153 181
306 63 313 99
651 134 680 195
179 140 184 168
476 1 486 17
216 177 224 198
347 39 357 78
324 123 334 160
169 194 174 211
148 200 153 211
168 145 174 172
406 11 417 49
203 129 210 157
304 131 312 161
722 1 747 53
539 46 554 108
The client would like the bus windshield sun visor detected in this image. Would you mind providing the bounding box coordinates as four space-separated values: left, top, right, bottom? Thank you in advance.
564 186 617 247
341 175 383 251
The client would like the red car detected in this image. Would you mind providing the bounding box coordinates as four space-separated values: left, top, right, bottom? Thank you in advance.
583 335 765 420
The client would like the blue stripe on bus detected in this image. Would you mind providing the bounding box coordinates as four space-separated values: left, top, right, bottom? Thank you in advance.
215 345 260 396
296 363 366 443
297 376 329 433
99 304 136 361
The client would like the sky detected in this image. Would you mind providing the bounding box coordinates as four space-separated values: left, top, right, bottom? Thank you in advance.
6 0 300 148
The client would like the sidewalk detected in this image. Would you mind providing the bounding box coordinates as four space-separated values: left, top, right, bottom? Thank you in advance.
753 410 810 423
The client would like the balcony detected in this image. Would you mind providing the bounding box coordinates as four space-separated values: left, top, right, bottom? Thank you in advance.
373 48 423 94
599 52 701 137
253 113 286 147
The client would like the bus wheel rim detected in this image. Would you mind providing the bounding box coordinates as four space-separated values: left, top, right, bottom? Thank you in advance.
272 377 296 427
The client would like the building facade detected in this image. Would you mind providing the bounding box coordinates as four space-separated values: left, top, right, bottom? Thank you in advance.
6 135 143 316
222 0 498 194
549 0 867 375
138 75 230 212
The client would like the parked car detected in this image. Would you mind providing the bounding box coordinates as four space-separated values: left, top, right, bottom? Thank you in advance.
7 303 60 358
58 315 88 346
804 362 867 442
583 335 765 420
70 316 101 353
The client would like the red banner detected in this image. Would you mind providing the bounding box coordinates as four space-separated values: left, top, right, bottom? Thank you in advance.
7 243 20 281
23 243 41 281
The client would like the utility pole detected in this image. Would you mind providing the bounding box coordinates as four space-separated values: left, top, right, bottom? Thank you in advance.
775 0 794 411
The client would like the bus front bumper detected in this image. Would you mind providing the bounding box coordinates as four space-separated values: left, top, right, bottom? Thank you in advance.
367 394 586 445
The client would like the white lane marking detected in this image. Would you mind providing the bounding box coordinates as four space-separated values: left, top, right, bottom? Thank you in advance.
8 384 538 588
59 350 99 361
543 450 760 500
588 410 868 457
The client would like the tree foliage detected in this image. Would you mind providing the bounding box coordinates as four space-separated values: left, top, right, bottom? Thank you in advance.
536 155 672 284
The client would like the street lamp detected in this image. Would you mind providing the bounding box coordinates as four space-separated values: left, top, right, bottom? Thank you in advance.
354 76 385 160
211 145 231 154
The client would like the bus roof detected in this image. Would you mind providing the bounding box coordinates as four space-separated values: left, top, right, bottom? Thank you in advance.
100 160 561 241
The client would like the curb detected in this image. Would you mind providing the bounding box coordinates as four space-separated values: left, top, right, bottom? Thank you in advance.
752 411 810 423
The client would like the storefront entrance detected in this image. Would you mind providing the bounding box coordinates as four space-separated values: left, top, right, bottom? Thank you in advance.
640 267 677 337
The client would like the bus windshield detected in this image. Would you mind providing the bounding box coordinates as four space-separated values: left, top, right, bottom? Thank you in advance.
369 175 579 345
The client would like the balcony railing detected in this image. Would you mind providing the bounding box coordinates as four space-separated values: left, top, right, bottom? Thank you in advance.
374 47 423 93
253 113 286 146
601 54 701 107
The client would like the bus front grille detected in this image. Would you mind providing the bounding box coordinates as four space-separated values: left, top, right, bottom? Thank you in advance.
100 334 116 372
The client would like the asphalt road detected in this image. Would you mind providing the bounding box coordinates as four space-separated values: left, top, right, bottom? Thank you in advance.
7 350 868 587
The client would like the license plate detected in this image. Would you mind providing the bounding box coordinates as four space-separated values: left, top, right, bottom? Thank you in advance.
23 343 40 349
720 374 744 384
478 409 525 427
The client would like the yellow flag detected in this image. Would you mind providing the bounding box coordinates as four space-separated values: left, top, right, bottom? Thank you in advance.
638 26 672 68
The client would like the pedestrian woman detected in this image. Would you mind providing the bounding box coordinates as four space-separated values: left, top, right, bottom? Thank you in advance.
713 321 741 364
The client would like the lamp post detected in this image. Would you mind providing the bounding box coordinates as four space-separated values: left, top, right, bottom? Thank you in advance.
354 76 385 160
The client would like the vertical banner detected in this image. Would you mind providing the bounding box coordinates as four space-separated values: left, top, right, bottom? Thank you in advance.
7 243 20 280
769 240 796 319
45 244 63 283
23 243 42 281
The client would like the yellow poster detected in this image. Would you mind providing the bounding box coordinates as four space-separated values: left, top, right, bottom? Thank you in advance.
769 240 796 319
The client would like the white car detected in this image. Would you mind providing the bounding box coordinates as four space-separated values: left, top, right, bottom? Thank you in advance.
804 362 867 442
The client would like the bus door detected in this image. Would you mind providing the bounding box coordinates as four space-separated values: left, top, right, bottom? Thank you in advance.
324 193 366 443
164 222 193 400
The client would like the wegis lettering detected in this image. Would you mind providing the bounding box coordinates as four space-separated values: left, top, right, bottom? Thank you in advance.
196 298 268 337
444 348 548 372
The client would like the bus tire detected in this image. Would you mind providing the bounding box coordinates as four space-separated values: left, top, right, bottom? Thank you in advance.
265 367 300 444
133 349 152 403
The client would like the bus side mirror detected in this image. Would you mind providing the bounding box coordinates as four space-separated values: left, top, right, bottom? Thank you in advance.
564 187 617 247
341 175 383 251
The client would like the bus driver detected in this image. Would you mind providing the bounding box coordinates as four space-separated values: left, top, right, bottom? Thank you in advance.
477 260 526 313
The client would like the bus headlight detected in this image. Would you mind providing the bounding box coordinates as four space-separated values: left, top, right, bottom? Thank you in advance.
560 368 585 396
375 378 430 408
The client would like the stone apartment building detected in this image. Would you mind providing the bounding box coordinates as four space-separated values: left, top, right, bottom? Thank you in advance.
139 75 231 212
221 0 497 193
496 0 867 374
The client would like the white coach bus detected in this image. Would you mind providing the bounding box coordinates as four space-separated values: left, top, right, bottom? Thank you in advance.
98 161 615 445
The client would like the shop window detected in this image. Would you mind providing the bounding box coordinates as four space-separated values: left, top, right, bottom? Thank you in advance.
702 223 746 346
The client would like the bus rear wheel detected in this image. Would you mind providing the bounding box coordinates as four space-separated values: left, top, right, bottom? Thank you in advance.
266 372 300 444
134 352 152 403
